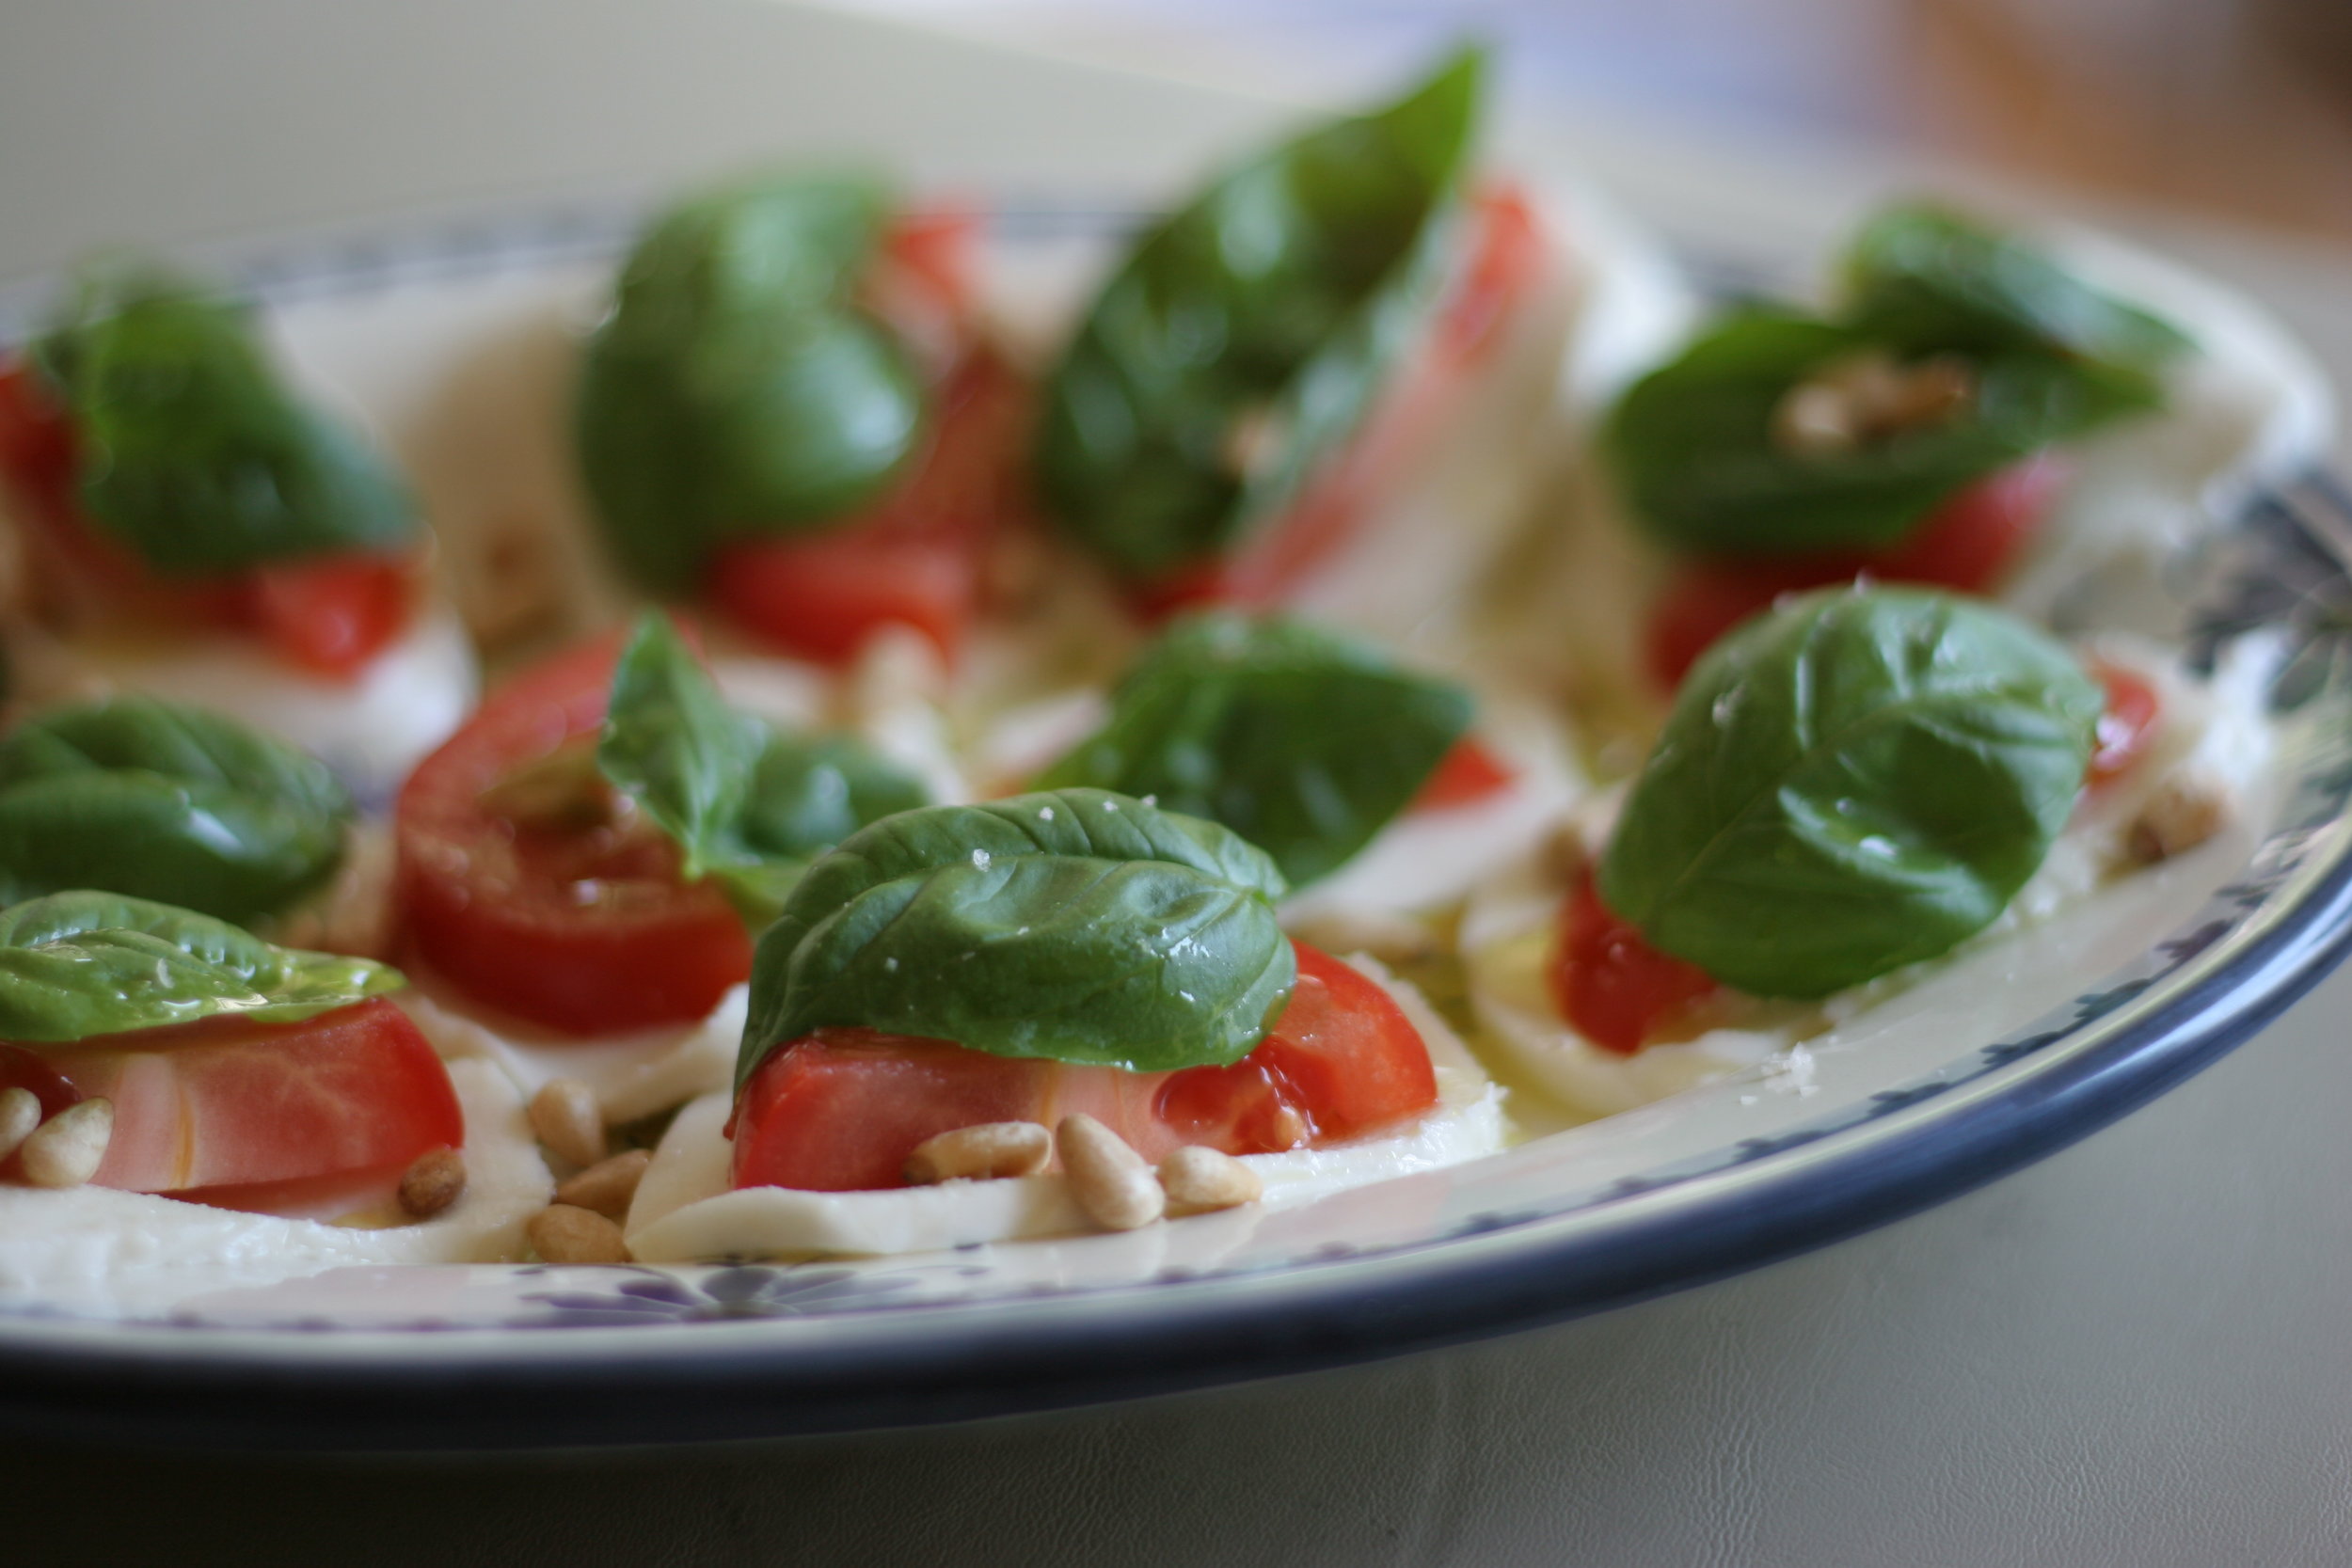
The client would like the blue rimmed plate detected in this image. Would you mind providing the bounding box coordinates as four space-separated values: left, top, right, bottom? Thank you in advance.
0 201 2346 1450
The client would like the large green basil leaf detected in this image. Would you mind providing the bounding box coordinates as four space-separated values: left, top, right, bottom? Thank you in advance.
596 612 927 927
0 696 353 924
739 789 1293 1088
576 172 926 592
32 268 416 575
1841 204 2192 372
0 891 403 1044
1597 587 2101 998
1604 208 2187 559
1036 48 1483 582
1034 610 1470 886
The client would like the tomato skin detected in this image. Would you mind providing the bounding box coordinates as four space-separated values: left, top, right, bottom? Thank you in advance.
1 999 462 1216
0 358 417 679
1138 185 1550 617
729 943 1438 1193
1644 457 2068 689
1547 869 1720 1056
1409 736 1517 813
2088 661 2162 792
393 631 754 1036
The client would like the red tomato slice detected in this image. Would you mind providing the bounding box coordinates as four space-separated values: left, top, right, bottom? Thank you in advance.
2087 660 2162 792
1547 868 1720 1056
707 345 1029 665
0 358 417 679
1139 184 1552 616
393 630 754 1036
1409 736 1517 813
1644 457 2069 690
0 999 462 1218
729 943 1439 1193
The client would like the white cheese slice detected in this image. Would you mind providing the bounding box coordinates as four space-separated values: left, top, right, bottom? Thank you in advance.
5 606 478 808
0 1058 550 1320
623 957 1507 1261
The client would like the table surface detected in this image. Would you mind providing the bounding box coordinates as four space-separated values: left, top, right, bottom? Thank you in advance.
6 3 2352 1562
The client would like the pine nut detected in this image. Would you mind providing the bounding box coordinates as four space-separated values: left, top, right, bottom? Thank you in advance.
529 1078 607 1169
527 1202 631 1264
554 1148 654 1219
20 1099 112 1188
904 1121 1052 1184
397 1146 468 1219
1771 381 1858 456
2129 773 2233 863
1057 1114 1163 1231
1158 1146 1263 1215
0 1087 40 1163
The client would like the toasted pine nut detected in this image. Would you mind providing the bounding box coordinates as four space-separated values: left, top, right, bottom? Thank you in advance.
20 1099 112 1188
2129 773 2233 863
905 1121 1052 1184
1057 1114 1163 1231
1771 381 1858 456
0 1086 40 1163
554 1148 654 1219
397 1146 468 1219
1158 1146 1263 1215
529 1078 607 1169
528 1203 632 1264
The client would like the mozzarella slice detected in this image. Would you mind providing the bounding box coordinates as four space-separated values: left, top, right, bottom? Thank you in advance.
622 957 1508 1261
5 606 478 809
0 1058 550 1320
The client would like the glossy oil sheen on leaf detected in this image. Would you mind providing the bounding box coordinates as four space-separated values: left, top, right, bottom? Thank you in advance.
1597 587 2102 998
0 696 353 925
596 613 928 927
34 268 416 575
738 789 1294 1089
1035 48 1483 581
576 173 926 592
1034 610 1470 885
1604 207 2188 559
0 891 404 1044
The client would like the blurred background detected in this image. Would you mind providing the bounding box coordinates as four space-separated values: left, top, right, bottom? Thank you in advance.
835 0 2352 245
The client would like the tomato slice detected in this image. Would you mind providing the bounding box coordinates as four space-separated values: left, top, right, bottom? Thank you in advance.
1644 457 2068 689
729 943 1439 1193
0 357 418 678
1547 868 1720 1056
1139 184 1551 616
393 630 754 1036
2088 660 2161 792
1409 736 1517 813
0 998 462 1217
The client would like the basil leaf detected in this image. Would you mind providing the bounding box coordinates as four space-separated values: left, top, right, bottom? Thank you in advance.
739 789 1293 1088
0 891 403 1044
0 696 353 924
577 173 926 592
1036 47 1483 582
1842 204 2193 372
596 613 928 927
1604 208 2187 559
1597 587 2102 999
33 268 416 576
1035 610 1470 886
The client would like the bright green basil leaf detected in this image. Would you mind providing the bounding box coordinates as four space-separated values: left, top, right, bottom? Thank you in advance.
0 891 403 1044
739 789 1293 1089
1597 587 2101 998
577 173 926 592
32 267 416 576
596 612 928 928
1036 47 1483 582
1035 610 1470 886
1604 207 2188 559
0 696 353 925
1841 204 2193 372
